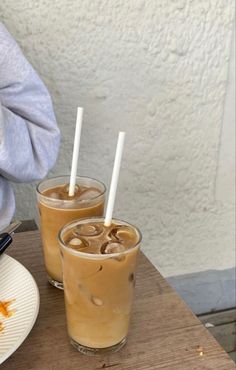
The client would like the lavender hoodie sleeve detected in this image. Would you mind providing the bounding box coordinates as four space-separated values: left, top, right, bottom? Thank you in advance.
0 23 60 183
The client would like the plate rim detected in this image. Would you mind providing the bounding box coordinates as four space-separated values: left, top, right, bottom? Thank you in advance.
0 254 40 365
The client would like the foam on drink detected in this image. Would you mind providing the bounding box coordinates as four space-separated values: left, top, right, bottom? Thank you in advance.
43 184 101 201
64 221 138 255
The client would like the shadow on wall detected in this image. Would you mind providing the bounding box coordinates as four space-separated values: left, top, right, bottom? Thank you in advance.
167 268 236 315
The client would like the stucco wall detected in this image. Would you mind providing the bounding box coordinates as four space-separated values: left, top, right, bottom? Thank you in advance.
216 26 235 203
0 1 235 282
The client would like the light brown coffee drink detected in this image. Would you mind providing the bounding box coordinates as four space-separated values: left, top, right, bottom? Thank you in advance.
37 176 106 289
59 217 141 355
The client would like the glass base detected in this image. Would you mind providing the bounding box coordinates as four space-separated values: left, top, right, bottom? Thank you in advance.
47 275 64 290
70 337 127 356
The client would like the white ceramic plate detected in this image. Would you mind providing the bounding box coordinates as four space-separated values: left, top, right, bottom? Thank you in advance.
0 254 40 365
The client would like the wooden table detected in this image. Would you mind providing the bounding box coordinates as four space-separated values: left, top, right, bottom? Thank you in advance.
2 231 235 370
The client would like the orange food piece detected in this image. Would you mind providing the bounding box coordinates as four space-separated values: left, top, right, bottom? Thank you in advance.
0 300 15 318
0 300 15 333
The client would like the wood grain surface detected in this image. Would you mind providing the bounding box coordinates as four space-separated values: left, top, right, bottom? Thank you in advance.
2 231 234 370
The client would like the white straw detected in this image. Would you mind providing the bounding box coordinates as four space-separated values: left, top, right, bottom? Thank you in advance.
69 107 84 196
104 131 126 227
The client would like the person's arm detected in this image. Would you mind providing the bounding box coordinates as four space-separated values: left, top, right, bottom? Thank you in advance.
0 23 60 183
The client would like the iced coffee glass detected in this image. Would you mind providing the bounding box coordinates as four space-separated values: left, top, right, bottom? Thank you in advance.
59 217 142 355
36 176 106 289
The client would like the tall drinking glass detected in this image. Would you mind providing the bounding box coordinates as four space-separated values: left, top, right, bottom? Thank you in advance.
37 176 106 289
59 217 142 355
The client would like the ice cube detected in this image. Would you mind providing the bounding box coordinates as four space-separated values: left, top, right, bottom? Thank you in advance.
61 200 78 209
62 184 70 193
78 285 103 306
91 296 103 306
69 238 83 246
68 237 88 251
78 188 101 201
100 241 126 254
61 183 80 194
49 192 60 199
58 183 81 200
74 223 103 237
108 225 136 247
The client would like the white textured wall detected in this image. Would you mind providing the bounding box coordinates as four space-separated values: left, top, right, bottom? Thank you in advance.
216 26 235 203
0 1 235 279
